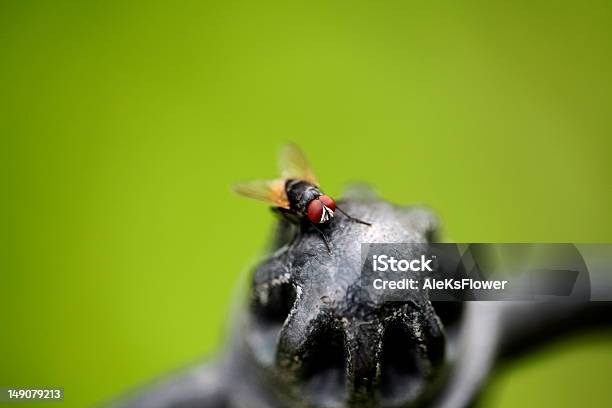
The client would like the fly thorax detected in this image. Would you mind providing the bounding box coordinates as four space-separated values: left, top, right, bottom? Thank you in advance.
285 179 323 214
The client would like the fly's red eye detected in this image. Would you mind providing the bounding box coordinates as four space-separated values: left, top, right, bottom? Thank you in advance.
319 195 336 211
307 200 324 223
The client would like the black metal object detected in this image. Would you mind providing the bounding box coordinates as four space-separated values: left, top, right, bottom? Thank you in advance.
109 185 612 408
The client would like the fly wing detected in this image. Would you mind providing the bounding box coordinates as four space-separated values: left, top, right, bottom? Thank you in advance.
279 143 319 186
232 179 290 209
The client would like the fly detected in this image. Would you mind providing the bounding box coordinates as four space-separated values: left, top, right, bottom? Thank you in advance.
233 143 371 252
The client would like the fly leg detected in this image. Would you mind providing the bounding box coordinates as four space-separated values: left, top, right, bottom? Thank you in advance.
335 206 372 226
274 207 331 253
308 221 332 254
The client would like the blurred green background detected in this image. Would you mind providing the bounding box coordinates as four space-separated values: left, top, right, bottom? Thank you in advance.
1 1 611 407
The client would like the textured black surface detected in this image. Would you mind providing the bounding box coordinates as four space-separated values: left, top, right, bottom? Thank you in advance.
109 186 612 408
